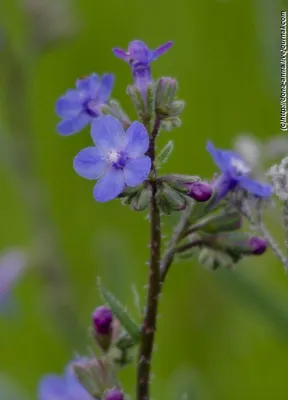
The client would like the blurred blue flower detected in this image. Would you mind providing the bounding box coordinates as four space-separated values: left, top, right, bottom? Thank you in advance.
0 249 27 314
112 40 172 92
38 362 93 400
207 140 273 201
56 73 114 136
73 115 151 202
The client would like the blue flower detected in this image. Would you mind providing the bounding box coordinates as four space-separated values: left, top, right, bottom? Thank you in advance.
38 362 93 400
207 140 273 201
56 73 114 136
112 40 172 92
73 115 151 202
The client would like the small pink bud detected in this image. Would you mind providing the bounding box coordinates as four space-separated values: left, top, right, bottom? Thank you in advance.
249 237 267 255
188 181 213 202
104 388 124 400
92 306 113 352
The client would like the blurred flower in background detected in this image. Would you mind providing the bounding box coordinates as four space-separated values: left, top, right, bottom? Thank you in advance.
0 248 28 314
21 0 78 48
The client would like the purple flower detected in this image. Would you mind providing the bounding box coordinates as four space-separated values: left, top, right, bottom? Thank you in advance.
38 362 93 400
56 73 114 136
104 388 124 400
112 40 172 92
93 306 113 335
207 141 273 201
73 115 151 202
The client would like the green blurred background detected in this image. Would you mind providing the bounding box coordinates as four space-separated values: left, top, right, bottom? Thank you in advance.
1 0 288 398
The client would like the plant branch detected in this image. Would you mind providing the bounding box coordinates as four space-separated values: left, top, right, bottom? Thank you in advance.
160 202 194 284
240 202 288 273
137 118 161 399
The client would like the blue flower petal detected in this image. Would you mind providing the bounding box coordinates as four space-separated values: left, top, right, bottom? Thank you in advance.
149 41 173 62
238 176 273 197
124 156 151 186
122 121 149 158
57 114 91 136
112 48 129 61
76 73 100 94
73 147 108 180
56 90 85 119
38 375 66 400
93 168 125 202
206 140 244 173
97 74 115 103
128 40 149 62
91 116 124 149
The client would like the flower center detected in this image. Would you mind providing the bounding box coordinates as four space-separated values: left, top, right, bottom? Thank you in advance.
230 157 250 176
107 150 127 169
85 99 99 118
108 150 120 163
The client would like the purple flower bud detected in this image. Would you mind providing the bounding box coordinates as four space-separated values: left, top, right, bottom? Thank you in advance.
104 388 124 400
188 181 213 202
92 306 113 335
248 237 267 255
113 40 172 95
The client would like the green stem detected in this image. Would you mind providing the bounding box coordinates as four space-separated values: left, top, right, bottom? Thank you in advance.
160 203 194 284
137 118 161 399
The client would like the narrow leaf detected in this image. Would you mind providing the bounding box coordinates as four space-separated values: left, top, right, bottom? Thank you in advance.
155 140 174 168
98 281 140 343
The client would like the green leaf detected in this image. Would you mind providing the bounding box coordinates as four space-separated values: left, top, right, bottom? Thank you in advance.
155 140 174 169
98 281 141 344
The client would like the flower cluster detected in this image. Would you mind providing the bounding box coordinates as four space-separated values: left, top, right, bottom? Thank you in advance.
44 39 276 399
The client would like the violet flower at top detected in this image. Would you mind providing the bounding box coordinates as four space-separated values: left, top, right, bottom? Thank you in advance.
38 362 93 400
207 141 273 201
56 73 114 136
73 115 151 202
112 40 173 92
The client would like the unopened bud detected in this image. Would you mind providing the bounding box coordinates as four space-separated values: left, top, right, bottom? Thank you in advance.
127 83 155 131
155 77 178 111
248 237 267 255
200 232 267 257
187 182 213 202
161 116 182 131
92 306 113 351
72 358 104 398
131 186 151 211
104 388 124 400
169 100 185 116
156 183 187 214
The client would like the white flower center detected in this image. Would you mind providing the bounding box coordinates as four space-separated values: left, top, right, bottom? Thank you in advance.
108 150 120 163
230 157 250 175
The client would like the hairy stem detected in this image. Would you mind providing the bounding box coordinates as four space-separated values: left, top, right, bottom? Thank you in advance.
241 202 288 273
160 202 194 284
174 239 202 254
137 118 161 399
